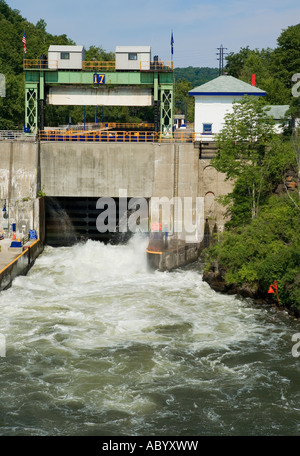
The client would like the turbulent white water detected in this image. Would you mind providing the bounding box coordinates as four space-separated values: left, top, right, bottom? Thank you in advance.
0 235 299 436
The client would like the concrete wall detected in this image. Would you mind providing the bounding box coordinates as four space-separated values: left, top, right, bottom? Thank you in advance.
0 140 234 244
40 142 203 241
0 141 38 200
150 144 201 241
40 141 157 198
198 159 234 232
147 242 199 271
40 142 200 198
0 140 41 238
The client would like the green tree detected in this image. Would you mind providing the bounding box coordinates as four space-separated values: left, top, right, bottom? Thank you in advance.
0 0 75 128
84 45 115 62
240 50 270 86
225 47 290 105
36 19 47 32
271 23 300 87
0 73 24 129
174 78 194 122
174 66 218 87
212 96 276 223
224 46 252 78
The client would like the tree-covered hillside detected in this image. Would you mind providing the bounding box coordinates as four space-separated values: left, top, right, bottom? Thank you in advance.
0 0 77 128
0 0 116 128
174 67 219 88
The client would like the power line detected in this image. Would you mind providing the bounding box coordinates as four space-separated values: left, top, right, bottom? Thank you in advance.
216 44 228 75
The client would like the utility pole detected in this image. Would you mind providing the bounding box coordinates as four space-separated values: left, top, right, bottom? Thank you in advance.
216 44 228 75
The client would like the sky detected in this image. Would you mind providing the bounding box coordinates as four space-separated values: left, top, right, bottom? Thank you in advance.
7 0 300 68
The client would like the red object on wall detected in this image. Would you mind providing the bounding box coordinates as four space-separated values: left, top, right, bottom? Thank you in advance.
268 280 280 306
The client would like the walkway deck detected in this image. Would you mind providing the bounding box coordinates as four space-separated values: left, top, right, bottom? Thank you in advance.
0 239 23 272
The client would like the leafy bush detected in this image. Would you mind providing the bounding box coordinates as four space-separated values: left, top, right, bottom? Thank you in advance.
207 195 300 309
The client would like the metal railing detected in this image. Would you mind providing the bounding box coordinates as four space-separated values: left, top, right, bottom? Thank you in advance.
140 60 173 71
82 61 116 71
64 122 155 131
38 129 215 143
46 123 155 133
21 233 30 246
0 129 215 143
23 59 173 72
38 130 157 143
0 130 33 141
23 59 58 69
104 122 155 130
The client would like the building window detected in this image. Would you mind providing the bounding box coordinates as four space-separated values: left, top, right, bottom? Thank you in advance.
128 53 137 60
60 52 70 60
203 123 212 134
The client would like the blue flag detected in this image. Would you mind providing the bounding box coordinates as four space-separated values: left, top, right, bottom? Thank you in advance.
171 31 174 55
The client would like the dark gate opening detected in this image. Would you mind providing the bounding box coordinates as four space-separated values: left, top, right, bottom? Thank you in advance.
45 196 149 247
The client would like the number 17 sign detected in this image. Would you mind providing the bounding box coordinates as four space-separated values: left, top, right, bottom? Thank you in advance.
93 74 105 84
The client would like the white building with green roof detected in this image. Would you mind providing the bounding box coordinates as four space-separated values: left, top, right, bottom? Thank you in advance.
188 75 266 140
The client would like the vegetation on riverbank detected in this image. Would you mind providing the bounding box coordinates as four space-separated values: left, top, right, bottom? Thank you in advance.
202 97 300 314
203 192 300 314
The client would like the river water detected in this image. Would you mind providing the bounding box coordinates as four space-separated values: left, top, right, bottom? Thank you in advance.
0 235 299 436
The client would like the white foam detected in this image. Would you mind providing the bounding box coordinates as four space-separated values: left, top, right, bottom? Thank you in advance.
0 236 299 436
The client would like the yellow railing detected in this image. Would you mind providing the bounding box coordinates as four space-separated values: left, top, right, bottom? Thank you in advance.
38 130 157 143
82 61 116 71
62 122 154 131
99 122 155 130
24 58 173 72
140 60 173 71
38 130 215 143
23 59 173 72
23 59 58 69
83 60 173 71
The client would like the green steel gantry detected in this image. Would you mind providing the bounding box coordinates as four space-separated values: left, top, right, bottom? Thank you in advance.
24 64 174 134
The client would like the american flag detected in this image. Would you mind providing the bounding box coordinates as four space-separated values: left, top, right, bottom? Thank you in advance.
22 32 26 54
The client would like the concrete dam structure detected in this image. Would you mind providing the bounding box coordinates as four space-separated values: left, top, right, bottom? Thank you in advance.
0 138 233 273
40 141 232 245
